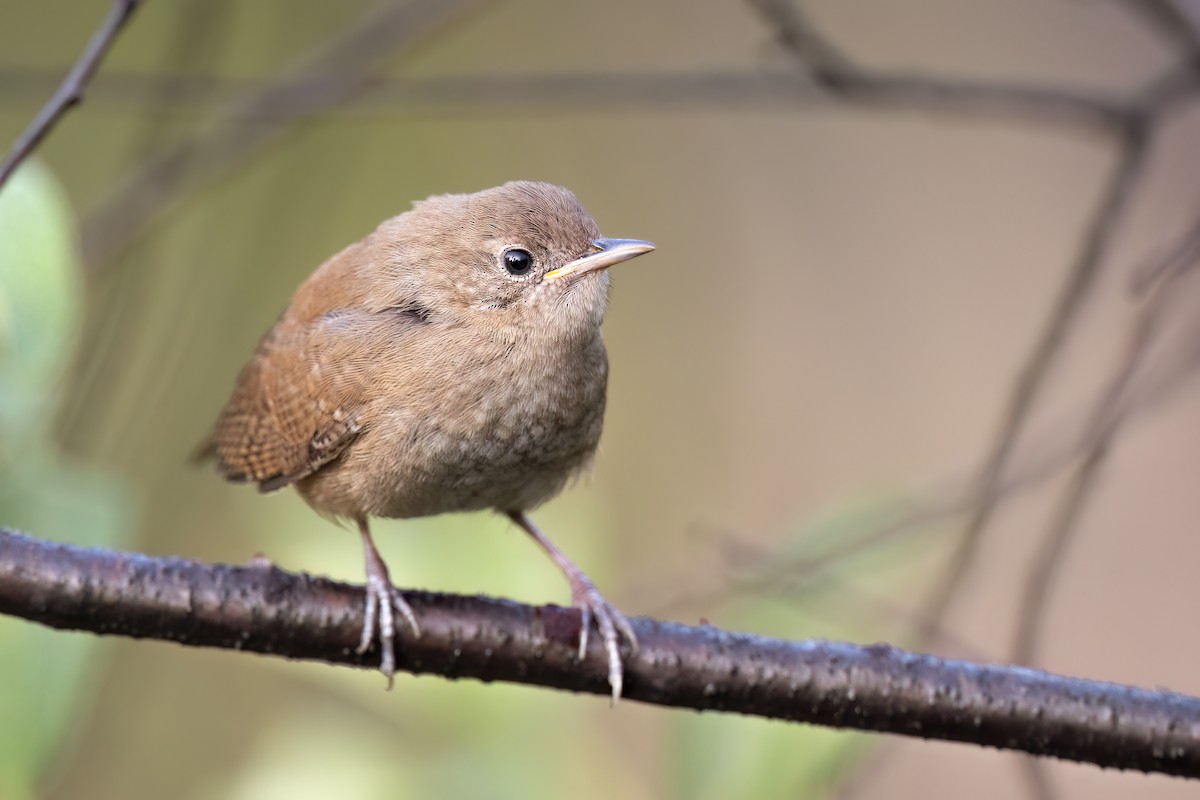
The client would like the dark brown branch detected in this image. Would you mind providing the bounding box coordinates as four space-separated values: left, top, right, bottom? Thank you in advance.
0 0 140 189
3 529 1200 779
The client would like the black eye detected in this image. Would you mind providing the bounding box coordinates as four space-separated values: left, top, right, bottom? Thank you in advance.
502 248 533 276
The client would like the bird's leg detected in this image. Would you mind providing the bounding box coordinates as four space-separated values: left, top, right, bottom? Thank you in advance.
506 510 638 703
355 517 420 688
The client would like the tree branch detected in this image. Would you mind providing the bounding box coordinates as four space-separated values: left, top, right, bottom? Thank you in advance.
1121 0 1200 57
0 69 1132 131
0 0 141 189
2 528 1200 779
915 121 1150 643
1011 237 1196 666
746 0 1133 132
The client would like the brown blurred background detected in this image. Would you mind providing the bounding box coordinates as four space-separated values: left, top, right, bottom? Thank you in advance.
1 0 1199 798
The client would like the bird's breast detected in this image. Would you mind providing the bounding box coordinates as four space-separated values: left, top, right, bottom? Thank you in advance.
300 328 609 520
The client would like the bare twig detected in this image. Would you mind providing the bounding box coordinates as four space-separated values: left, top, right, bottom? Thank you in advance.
649 331 1200 633
916 122 1150 644
1007 124 1200 800
3 528 1200 778
1121 0 1200 56
0 69 1132 131
1012 253 1198 665
0 0 141 189
1131 212 1200 294
738 5 1200 675
741 0 1150 652
746 0 1129 131
746 0 858 79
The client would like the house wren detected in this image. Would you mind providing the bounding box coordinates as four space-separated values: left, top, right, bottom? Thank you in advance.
202 181 654 700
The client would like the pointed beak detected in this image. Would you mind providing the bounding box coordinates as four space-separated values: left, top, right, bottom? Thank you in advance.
542 237 655 282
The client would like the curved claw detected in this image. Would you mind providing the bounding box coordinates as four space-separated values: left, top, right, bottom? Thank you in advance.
357 577 420 690
356 518 419 689
505 510 638 704
577 603 592 660
570 578 638 704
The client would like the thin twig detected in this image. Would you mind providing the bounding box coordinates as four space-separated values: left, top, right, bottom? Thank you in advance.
648 324 1200 636
0 69 1132 131
1009 168 1200 800
916 122 1149 643
741 0 1148 648
748 0 858 80
746 0 1129 131
0 0 141 189
1011 256 1196 665
1120 0 1200 56
3 528 1200 778
1131 212 1200 295
61 0 237 463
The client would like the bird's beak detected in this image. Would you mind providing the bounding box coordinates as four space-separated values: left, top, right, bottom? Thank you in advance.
542 238 655 282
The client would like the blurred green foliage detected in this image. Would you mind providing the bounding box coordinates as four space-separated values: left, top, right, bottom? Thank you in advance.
0 160 133 800
0 159 79 435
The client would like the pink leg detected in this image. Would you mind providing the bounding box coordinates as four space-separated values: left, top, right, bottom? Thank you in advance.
356 517 420 688
506 510 637 703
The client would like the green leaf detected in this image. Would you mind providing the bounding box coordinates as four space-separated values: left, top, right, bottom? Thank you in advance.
0 159 82 440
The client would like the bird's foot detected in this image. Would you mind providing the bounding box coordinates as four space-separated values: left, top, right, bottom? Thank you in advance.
505 510 638 704
357 560 421 689
566 571 638 704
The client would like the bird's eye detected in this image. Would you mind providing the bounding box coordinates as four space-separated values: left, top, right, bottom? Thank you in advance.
502 248 534 276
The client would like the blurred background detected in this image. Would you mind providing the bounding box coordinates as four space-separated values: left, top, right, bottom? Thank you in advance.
2 0 1199 798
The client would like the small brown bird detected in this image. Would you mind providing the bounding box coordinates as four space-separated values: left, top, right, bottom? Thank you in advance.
202 181 654 700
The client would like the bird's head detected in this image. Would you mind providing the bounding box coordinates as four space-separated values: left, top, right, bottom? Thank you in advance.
368 181 654 340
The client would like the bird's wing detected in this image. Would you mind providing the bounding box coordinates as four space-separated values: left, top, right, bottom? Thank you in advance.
205 314 369 493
